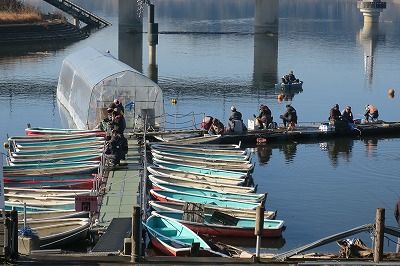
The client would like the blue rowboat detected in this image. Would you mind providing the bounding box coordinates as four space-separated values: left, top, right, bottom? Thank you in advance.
8 133 102 143
151 143 247 155
13 136 104 147
152 156 252 173
148 175 254 194
3 162 99 176
144 215 223 257
4 174 94 181
152 181 265 202
13 139 104 151
154 161 247 179
12 146 103 156
152 211 285 238
4 178 94 189
150 189 260 209
9 153 102 165
151 148 249 161
5 204 59 212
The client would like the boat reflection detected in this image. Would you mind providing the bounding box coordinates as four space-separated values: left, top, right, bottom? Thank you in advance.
319 138 354 167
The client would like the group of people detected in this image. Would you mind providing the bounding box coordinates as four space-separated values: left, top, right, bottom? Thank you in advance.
329 104 379 125
100 99 128 166
281 70 300 85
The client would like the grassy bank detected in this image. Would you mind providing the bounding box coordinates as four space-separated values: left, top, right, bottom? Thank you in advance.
0 0 43 24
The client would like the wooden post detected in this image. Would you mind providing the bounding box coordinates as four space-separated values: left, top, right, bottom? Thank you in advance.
190 242 200 256
254 205 265 262
373 208 385 263
131 206 141 263
10 210 18 260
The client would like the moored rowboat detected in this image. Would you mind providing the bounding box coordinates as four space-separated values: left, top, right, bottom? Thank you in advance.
151 143 247 155
149 201 276 220
150 189 260 209
151 147 249 161
152 211 284 238
147 166 245 186
151 181 265 202
149 175 255 194
25 127 106 137
152 157 253 173
154 161 247 179
144 215 223 257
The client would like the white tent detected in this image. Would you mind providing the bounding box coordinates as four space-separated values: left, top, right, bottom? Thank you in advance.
57 47 164 130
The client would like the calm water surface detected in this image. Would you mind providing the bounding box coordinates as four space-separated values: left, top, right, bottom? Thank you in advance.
1 0 400 253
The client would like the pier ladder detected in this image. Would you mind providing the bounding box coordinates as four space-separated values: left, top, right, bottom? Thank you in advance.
42 0 111 28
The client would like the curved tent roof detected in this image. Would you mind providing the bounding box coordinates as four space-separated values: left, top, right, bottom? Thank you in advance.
57 47 164 130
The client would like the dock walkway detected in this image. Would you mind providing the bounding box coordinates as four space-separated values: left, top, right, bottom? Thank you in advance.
98 137 142 227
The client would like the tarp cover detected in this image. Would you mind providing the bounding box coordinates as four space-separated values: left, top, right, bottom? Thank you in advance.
57 47 164 130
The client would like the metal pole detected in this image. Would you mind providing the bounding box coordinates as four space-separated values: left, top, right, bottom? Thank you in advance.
23 203 26 229
373 208 385 263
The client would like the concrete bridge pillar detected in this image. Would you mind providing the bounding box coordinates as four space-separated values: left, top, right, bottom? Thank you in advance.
254 0 279 34
118 0 143 73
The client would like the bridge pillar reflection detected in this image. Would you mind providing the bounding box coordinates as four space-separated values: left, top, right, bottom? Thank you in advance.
118 0 143 73
254 0 279 34
253 0 279 89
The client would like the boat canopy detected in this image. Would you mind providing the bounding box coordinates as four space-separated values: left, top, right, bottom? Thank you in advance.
57 47 164 130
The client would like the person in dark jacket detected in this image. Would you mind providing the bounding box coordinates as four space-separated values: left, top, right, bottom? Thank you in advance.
342 106 354 123
114 99 124 114
208 118 225 135
329 104 342 122
256 104 273 129
105 130 128 165
280 104 297 128
110 108 126 134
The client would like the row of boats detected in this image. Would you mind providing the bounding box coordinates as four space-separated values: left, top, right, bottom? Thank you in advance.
143 141 286 256
2 127 106 249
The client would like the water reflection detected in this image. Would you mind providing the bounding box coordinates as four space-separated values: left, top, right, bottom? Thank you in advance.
253 33 278 89
364 137 378 157
279 142 297 163
357 23 385 86
320 138 354 167
256 145 273 165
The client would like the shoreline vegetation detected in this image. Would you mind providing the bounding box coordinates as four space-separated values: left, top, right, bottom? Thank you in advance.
0 0 43 24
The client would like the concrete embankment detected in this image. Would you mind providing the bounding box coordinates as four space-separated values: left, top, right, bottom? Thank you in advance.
0 20 88 45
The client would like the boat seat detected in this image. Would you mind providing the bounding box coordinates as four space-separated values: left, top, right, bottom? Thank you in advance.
157 228 177 237
210 211 239 226
174 237 194 244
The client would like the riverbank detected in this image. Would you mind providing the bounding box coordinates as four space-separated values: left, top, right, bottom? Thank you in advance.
0 20 88 45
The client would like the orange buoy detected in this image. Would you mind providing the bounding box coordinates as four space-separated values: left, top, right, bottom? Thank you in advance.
388 88 395 98
277 94 284 102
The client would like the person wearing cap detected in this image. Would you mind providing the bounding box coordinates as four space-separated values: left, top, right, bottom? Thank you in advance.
114 99 124 114
229 106 242 121
280 104 297 129
364 104 379 122
342 106 354 123
110 108 126 134
228 106 246 133
256 104 273 129
329 104 342 122
287 70 298 83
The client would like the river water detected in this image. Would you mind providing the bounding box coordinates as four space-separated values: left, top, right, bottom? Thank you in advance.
1 0 400 254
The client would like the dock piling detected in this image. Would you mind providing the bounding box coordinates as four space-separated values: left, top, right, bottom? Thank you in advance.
373 208 385 263
131 206 141 263
254 205 265 262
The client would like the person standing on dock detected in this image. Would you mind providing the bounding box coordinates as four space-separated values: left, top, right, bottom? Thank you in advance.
395 198 400 252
